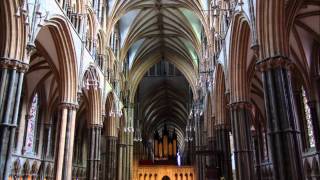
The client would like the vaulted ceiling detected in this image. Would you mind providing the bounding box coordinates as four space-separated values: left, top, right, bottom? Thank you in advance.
110 0 210 72
113 1 209 149
135 65 191 151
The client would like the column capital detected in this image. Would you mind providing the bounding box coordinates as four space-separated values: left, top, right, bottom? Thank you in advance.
0 57 29 72
104 136 118 140
58 102 79 110
88 124 103 129
214 124 231 131
256 55 293 72
228 101 252 110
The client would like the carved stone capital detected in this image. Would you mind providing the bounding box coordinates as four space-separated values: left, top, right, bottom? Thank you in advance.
0 57 29 72
228 101 252 111
76 92 83 105
256 55 292 72
59 102 79 110
214 124 230 131
89 124 103 129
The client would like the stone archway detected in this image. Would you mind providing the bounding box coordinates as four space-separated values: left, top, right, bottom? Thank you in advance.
162 175 170 180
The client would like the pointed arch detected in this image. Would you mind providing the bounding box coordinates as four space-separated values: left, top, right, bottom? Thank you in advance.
82 66 102 125
104 92 118 137
43 16 78 103
0 0 26 61
229 13 252 103
215 64 227 126
256 0 289 59
129 51 198 103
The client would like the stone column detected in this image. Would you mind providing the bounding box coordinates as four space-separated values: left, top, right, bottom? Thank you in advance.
87 124 102 180
207 136 215 167
257 56 304 180
215 125 232 180
194 113 204 180
126 105 134 180
122 136 128 180
117 141 125 180
55 102 77 180
127 130 134 180
0 58 28 180
103 112 118 180
229 101 255 180
105 136 117 180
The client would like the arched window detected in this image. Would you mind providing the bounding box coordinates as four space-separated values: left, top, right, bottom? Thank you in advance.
25 93 41 154
301 88 315 149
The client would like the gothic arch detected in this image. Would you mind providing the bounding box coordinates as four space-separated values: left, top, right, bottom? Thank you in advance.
129 51 198 103
228 13 252 103
23 160 31 177
82 65 102 125
214 64 227 126
0 0 26 61
86 7 96 52
31 161 39 175
11 159 21 177
103 92 118 137
42 16 78 103
256 0 289 59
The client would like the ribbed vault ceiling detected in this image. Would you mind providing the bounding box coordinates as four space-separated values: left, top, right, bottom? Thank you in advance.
136 64 191 151
116 0 208 71
118 0 208 152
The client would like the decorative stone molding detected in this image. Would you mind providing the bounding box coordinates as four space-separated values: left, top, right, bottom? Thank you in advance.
256 55 293 72
228 101 252 110
0 57 29 72
59 102 79 110
89 123 103 129
214 124 231 131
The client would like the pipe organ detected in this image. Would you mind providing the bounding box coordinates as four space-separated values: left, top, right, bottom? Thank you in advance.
154 125 178 161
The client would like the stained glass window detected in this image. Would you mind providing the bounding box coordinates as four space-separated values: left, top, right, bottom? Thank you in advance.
302 88 315 148
25 93 40 153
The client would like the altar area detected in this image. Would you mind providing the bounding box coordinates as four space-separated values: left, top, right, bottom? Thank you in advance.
133 165 195 180
133 125 196 180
